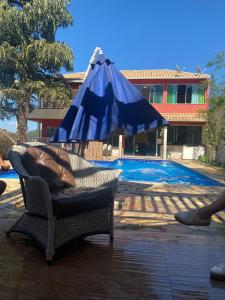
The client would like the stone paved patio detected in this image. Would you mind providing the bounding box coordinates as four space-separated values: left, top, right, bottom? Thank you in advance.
1 161 225 299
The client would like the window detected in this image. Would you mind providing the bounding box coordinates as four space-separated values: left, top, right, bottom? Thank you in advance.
135 85 150 100
167 84 205 104
189 84 205 104
104 134 119 147
47 127 57 138
167 126 202 145
135 84 163 104
177 85 186 103
149 85 163 103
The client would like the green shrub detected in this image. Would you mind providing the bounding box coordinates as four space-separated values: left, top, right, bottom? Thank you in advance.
197 155 210 164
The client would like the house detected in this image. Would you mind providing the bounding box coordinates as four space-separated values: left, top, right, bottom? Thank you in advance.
28 69 210 160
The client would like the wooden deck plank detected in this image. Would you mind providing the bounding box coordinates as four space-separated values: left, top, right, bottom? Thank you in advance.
1 162 225 299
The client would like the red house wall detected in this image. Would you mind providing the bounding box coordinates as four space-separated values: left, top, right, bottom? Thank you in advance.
38 78 209 138
129 78 209 113
41 119 62 138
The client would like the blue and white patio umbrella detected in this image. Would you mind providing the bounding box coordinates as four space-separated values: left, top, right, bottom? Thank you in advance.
53 49 169 142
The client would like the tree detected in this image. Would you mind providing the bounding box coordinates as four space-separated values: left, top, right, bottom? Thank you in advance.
204 53 225 162
0 0 74 142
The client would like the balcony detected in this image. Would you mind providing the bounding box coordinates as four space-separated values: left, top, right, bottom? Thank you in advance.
28 107 68 120
1 160 225 298
28 89 78 121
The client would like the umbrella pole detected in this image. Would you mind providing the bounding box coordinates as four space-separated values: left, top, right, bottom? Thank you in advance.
84 47 104 161
106 140 109 161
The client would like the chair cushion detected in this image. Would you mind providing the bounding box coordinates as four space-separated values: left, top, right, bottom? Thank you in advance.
51 186 113 217
22 145 76 191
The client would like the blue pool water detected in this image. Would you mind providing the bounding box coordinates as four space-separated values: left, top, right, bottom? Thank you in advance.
0 169 18 179
91 159 225 186
1 159 224 186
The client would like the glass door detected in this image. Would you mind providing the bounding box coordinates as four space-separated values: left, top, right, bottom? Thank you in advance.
124 131 158 156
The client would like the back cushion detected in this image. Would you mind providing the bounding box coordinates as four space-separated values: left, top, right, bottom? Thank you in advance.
22 145 76 191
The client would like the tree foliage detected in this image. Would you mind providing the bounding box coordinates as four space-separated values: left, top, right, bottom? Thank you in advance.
205 54 225 162
208 51 225 72
0 0 74 141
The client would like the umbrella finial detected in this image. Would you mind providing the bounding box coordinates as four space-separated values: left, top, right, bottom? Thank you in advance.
84 47 104 80
90 47 103 63
98 48 103 55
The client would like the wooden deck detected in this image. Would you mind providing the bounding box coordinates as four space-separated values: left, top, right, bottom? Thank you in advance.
1 162 225 299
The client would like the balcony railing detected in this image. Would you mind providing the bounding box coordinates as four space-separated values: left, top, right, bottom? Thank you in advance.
38 99 72 110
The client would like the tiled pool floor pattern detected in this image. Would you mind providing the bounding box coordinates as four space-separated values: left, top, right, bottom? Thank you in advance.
1 162 225 299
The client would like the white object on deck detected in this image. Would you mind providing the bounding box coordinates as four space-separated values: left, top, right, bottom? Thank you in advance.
182 146 205 160
162 127 168 160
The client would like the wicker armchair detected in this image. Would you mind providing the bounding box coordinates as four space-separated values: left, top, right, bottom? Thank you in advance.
7 142 121 263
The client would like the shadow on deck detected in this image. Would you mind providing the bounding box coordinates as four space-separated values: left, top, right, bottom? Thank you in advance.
1 180 225 299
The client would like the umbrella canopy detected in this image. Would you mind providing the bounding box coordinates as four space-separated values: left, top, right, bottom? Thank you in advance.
53 52 169 142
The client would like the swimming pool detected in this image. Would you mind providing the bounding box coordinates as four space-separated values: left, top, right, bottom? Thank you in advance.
1 159 224 186
91 159 225 186
0 169 18 179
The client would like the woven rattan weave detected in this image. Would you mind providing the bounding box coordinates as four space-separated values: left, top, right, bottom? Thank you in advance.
7 142 121 263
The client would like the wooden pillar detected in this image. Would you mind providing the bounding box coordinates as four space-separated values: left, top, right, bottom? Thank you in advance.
163 127 168 160
84 141 103 160
119 135 124 158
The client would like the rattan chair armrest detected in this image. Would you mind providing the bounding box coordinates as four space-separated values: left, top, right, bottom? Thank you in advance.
24 176 54 218
74 166 122 188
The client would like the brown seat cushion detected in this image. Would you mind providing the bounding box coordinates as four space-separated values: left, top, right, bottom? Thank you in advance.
22 145 76 191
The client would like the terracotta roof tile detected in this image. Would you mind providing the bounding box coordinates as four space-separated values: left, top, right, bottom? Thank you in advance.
64 72 85 80
162 113 206 122
121 69 209 79
64 69 210 80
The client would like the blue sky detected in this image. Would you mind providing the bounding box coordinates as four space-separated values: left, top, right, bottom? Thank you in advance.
59 0 225 72
1 0 225 132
